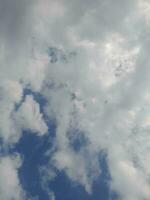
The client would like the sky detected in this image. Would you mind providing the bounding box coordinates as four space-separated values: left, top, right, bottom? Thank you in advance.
0 0 150 200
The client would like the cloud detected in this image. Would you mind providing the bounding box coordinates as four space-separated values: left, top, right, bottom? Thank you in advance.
0 155 25 200
0 0 150 199
0 0 48 144
38 0 150 199
0 80 23 143
0 0 48 197
15 95 48 136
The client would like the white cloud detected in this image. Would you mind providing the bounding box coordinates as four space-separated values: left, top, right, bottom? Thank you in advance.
0 0 150 199
0 155 25 200
0 80 23 143
53 148 100 193
38 0 150 199
15 95 48 136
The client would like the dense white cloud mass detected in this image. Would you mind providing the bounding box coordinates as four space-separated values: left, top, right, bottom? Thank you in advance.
1 0 150 199
0 155 25 200
15 95 48 136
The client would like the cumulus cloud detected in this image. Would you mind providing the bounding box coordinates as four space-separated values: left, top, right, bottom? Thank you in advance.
1 0 150 199
0 0 48 198
39 0 150 199
0 80 23 143
15 95 48 136
0 155 25 200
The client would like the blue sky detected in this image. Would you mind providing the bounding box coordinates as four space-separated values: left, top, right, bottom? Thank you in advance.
13 91 113 200
10 88 116 200
15 122 114 200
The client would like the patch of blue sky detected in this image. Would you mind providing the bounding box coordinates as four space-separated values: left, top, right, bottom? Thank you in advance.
8 89 118 200
16 133 116 200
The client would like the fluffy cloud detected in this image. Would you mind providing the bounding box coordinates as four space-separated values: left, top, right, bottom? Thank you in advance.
0 80 23 143
1 0 150 199
0 0 48 198
0 155 25 200
39 0 150 199
15 95 48 136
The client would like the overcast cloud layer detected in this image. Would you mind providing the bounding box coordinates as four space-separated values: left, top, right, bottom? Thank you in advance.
0 0 150 199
